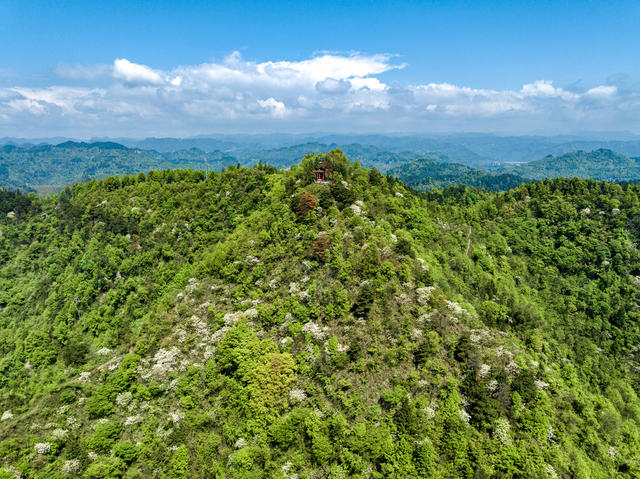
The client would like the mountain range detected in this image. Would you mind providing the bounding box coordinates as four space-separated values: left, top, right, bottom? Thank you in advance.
1 137 639 195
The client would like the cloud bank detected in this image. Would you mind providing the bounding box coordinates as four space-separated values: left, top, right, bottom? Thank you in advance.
1 52 638 136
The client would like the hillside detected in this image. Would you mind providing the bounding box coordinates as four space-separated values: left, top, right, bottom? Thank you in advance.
388 157 529 191
505 149 640 182
1 150 640 477
0 143 238 195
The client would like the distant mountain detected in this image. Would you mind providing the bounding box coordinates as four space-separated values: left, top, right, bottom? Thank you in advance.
388 157 529 191
0 142 238 194
504 149 640 182
7 133 640 168
239 143 420 171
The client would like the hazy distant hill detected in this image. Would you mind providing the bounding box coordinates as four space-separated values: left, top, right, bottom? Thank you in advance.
6 133 640 169
239 142 420 171
388 157 529 191
504 149 640 181
0 142 237 194
0 141 424 193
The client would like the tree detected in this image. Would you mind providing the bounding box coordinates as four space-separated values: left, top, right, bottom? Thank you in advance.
297 191 317 218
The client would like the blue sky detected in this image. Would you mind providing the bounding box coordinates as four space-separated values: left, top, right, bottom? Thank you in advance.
1 0 639 137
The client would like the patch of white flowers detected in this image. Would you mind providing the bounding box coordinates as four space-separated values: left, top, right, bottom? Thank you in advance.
545 464 558 479
478 364 491 379
1 410 13 421
124 414 143 426
140 347 180 380
493 418 511 444
168 411 185 426
289 389 307 402
535 379 550 390
487 379 498 393
62 459 81 474
302 321 328 341
116 391 133 408
416 286 436 306
51 428 68 439
349 203 362 216
34 442 52 455
458 408 471 424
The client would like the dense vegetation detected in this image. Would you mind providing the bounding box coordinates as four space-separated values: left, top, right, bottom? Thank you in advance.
1 149 640 478
388 158 529 191
504 149 640 182
0 143 237 195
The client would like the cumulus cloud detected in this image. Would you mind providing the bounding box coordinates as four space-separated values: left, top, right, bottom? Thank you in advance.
113 58 165 85
257 97 287 117
0 51 638 136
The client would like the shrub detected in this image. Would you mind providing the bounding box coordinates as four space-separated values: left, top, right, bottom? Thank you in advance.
85 387 115 418
86 421 122 452
113 440 138 463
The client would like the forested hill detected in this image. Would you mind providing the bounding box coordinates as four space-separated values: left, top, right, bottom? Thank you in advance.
504 149 640 182
388 157 529 191
1 149 640 478
2 140 639 196
0 142 237 195
0 141 417 194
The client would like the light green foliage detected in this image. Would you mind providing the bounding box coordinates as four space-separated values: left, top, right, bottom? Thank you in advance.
0 154 639 478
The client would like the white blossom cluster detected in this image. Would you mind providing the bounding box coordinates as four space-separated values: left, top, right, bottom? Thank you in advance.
302 321 328 341
415 286 436 306
535 379 550 390
478 364 491 379
116 391 133 408
1 410 13 421
34 442 52 455
51 428 68 439
138 347 180 380
545 464 559 479
493 418 511 444
168 410 185 425
289 389 307 402
62 459 81 474
125 414 143 426
486 379 498 393
458 408 471 424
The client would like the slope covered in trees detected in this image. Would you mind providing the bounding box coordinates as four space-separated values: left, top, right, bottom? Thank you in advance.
0 143 237 194
505 149 640 182
1 150 640 478
388 157 529 191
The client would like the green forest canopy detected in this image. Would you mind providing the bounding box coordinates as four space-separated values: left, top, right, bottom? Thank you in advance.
0 149 640 477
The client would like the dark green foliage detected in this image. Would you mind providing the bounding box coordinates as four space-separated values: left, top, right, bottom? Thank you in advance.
389 157 530 191
507 148 640 181
113 440 138 463
61 339 89 366
86 421 122 452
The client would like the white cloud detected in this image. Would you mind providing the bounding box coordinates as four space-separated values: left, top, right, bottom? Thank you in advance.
520 80 577 100
113 59 165 85
585 85 617 98
0 51 638 136
257 97 287 117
